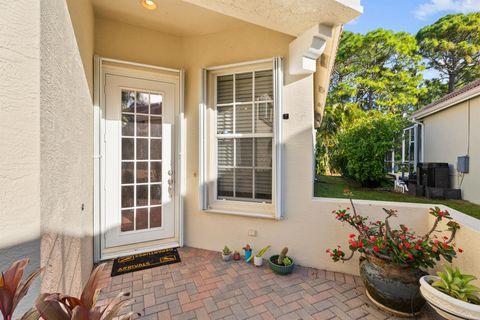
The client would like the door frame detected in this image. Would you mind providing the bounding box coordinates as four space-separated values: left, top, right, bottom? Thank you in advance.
93 56 185 262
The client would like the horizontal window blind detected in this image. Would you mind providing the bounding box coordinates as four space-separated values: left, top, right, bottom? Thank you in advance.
216 70 274 202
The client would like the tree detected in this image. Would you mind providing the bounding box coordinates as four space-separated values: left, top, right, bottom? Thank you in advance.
417 13 480 93
331 112 407 187
329 29 425 114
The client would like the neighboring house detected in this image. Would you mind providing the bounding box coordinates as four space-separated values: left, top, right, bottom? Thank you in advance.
1 0 479 317
413 79 480 204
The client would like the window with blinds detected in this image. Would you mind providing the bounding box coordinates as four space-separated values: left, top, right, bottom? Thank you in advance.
216 70 274 202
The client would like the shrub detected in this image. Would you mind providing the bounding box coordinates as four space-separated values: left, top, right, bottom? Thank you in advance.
332 111 407 186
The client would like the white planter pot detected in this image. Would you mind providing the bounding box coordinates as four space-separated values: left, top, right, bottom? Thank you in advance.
222 253 232 261
253 256 263 267
420 275 480 320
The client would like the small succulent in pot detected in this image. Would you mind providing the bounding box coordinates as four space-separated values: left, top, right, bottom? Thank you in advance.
233 251 241 261
243 244 253 263
420 266 480 319
246 245 270 267
222 245 232 261
268 247 295 275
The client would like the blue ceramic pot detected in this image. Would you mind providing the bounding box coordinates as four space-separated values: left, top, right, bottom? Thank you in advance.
244 250 252 263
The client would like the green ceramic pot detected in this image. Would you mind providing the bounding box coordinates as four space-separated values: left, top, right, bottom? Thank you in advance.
268 255 294 275
359 254 426 317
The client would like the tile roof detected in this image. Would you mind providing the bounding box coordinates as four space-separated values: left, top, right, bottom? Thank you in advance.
414 79 480 118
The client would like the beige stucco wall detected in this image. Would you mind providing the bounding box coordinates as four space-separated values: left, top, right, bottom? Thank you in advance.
66 0 95 95
40 0 94 294
423 96 480 204
94 18 479 280
0 0 41 314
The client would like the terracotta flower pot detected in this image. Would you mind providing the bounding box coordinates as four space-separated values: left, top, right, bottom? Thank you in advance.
359 254 426 317
420 275 480 320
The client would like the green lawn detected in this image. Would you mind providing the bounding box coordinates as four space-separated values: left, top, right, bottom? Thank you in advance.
314 175 480 220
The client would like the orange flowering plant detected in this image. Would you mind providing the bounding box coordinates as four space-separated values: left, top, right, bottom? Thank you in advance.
326 206 462 269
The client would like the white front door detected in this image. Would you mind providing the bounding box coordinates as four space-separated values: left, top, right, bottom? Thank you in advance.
104 73 176 248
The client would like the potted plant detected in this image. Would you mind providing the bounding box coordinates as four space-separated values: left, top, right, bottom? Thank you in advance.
222 245 232 261
0 258 43 320
326 201 461 317
420 266 480 319
268 247 295 275
246 245 270 267
243 244 252 263
233 250 241 261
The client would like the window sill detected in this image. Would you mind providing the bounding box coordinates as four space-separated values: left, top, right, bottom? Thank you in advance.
203 208 279 220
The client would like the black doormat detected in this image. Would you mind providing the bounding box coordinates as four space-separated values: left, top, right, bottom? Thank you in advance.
111 248 181 277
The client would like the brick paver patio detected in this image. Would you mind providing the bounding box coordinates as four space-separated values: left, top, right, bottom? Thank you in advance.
98 247 442 320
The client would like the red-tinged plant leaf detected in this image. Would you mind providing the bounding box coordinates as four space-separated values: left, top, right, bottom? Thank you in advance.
0 284 14 318
71 305 90 320
99 291 129 320
12 267 43 313
101 293 133 320
89 305 103 320
58 295 83 309
19 307 40 320
80 264 106 310
36 293 71 320
3 259 29 292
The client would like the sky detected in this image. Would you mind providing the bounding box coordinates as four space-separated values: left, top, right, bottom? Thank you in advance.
344 0 480 34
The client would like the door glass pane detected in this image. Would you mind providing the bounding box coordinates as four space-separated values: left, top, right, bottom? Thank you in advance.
136 208 148 230
136 139 148 160
121 210 134 232
151 140 162 160
150 207 162 228
122 162 134 184
136 185 148 206
119 91 165 234
151 117 162 137
122 114 135 136
122 138 134 160
136 162 148 183
136 115 149 137
150 94 162 115
122 90 135 113
136 92 149 114
150 184 161 205
150 162 161 183
122 186 134 208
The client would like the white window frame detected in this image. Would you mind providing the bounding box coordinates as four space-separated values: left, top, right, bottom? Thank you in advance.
199 57 284 219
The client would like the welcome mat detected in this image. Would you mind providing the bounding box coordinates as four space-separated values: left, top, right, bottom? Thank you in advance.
111 248 181 277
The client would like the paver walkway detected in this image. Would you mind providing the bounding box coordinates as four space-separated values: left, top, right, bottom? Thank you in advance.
98 247 442 320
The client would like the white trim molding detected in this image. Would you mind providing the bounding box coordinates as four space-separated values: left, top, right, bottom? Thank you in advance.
198 57 284 219
289 24 334 75
93 56 185 262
